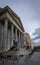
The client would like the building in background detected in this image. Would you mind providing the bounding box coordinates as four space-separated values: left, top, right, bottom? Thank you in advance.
24 32 32 49
0 6 25 52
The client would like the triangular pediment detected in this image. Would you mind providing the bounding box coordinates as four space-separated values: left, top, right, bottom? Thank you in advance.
0 6 25 32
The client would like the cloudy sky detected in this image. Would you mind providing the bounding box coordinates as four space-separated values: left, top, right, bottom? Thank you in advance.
0 0 40 45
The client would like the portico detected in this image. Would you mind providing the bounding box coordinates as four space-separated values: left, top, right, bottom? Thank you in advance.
0 6 25 51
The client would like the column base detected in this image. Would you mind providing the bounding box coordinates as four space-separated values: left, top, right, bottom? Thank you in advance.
0 48 8 53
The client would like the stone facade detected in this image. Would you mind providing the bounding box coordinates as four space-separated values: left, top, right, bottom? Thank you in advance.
24 32 32 47
0 6 24 51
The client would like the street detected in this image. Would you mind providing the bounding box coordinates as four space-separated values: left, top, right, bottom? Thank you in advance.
21 51 40 65
0 51 40 65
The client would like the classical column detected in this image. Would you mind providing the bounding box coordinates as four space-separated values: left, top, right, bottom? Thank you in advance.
10 24 14 47
21 34 23 48
15 28 18 42
21 34 22 48
4 18 8 51
0 23 3 50
1 24 4 50
19 31 20 48
0 23 1 50
22 35 24 48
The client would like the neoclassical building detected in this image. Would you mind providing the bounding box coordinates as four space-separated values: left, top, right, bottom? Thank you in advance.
24 32 32 48
0 6 25 51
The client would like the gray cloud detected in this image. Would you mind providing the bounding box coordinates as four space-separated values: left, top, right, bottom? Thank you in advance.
32 35 40 40
32 28 40 40
33 28 40 35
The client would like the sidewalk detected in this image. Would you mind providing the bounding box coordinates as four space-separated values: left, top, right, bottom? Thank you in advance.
0 48 32 64
16 48 31 55
3 48 32 56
